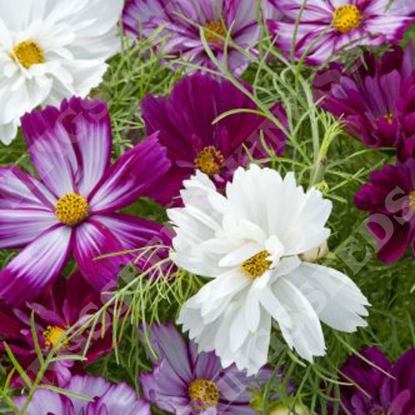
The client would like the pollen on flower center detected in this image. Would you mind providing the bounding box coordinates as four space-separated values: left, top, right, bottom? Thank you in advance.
43 326 68 350
241 250 271 279
384 113 395 125
188 379 220 410
332 5 363 33
204 21 227 44
194 146 225 176
55 193 90 226
12 40 46 69
409 190 415 211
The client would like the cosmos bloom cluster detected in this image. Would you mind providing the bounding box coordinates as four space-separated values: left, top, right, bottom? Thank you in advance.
315 46 415 263
0 0 414 414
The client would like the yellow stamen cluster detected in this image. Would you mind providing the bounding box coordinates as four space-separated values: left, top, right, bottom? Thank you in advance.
409 190 415 211
188 379 220 410
333 5 363 33
384 113 395 125
13 40 46 69
43 326 68 350
204 21 227 44
241 250 271 279
55 193 90 226
194 146 225 176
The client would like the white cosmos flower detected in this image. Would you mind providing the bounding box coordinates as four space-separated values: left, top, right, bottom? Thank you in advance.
170 165 370 375
0 0 123 145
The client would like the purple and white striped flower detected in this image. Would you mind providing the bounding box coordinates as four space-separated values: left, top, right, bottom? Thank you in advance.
0 96 171 305
14 375 150 415
140 323 271 414
268 0 415 65
122 0 262 75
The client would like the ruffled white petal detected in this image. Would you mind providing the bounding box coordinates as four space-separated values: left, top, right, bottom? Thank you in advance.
285 263 370 332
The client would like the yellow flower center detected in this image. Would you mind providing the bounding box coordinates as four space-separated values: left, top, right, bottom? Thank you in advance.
188 379 220 411
43 326 68 350
55 193 90 226
194 146 225 176
409 190 415 211
332 5 363 33
13 40 46 69
384 113 395 125
241 250 271 279
204 21 227 44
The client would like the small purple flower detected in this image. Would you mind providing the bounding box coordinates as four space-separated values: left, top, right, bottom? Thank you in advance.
141 73 287 206
122 0 262 75
268 0 415 65
0 273 112 387
14 375 150 415
314 46 415 149
0 96 172 305
355 159 415 263
140 323 271 414
333 347 415 415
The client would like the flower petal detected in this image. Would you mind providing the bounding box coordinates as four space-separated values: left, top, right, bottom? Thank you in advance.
21 97 113 199
0 166 56 210
89 133 171 213
285 263 369 333
73 219 128 292
0 209 58 249
272 277 326 362
0 225 73 305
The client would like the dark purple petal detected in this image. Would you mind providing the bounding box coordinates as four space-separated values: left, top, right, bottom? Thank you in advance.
73 219 128 292
93 213 175 278
89 133 170 213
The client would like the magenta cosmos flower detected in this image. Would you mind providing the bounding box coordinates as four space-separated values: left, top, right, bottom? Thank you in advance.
140 323 271 414
330 347 415 415
0 273 112 387
122 0 261 75
15 375 150 415
355 159 415 263
142 73 287 206
268 0 415 65
0 97 171 305
314 46 415 149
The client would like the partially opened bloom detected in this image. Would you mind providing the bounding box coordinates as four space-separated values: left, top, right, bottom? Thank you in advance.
314 47 415 149
0 273 112 386
332 347 415 414
140 323 271 414
142 73 287 206
15 375 150 415
122 0 261 75
169 165 369 375
268 0 415 65
355 159 415 263
0 97 171 305
0 0 123 145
